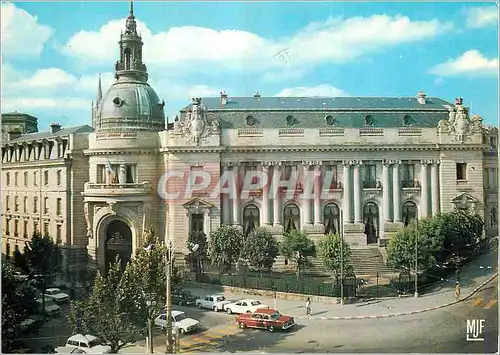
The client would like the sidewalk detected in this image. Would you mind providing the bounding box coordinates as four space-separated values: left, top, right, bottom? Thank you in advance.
184 249 498 320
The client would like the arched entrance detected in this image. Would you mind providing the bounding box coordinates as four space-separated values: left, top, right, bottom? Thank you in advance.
105 220 133 273
323 203 340 235
363 202 379 244
402 201 418 227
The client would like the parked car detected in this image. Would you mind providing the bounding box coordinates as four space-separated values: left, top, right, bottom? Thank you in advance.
14 271 29 282
45 288 70 303
236 309 295 332
154 310 199 334
225 299 270 314
55 346 87 354
195 294 231 312
172 290 197 306
36 299 61 316
65 334 111 354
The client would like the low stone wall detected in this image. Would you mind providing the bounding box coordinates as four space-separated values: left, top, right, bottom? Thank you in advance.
183 281 354 304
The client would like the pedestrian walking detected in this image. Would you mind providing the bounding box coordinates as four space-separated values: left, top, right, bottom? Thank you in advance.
305 297 311 316
455 281 461 301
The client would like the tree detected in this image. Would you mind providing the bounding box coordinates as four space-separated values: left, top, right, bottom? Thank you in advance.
187 230 208 279
318 234 354 278
13 248 28 273
241 227 279 276
67 259 141 353
279 230 316 279
208 225 244 274
439 210 484 254
2 262 37 353
387 222 443 271
25 233 62 318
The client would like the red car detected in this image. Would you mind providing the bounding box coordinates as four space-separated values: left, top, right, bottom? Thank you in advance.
235 308 295 332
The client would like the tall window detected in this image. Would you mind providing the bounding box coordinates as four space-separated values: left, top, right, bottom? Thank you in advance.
23 220 28 238
44 171 49 186
33 222 39 234
57 170 62 186
5 219 10 235
44 222 49 236
14 220 19 237
6 172 10 186
283 204 300 232
24 197 27 213
243 204 260 236
402 201 417 227
490 136 497 150
97 165 106 183
14 172 18 186
325 165 338 189
14 196 19 212
44 198 49 214
34 171 38 186
56 225 62 243
57 198 62 216
402 163 416 187
24 172 28 186
126 165 137 183
323 203 340 235
456 163 467 180
283 165 297 181
363 202 379 244
490 207 498 226
6 196 10 211
34 197 38 213
363 164 377 188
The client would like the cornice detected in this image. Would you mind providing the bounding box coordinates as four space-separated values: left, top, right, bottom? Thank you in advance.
160 146 226 153
83 149 157 156
1 159 68 169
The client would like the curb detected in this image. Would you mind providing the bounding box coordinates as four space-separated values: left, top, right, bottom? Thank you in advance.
295 272 498 321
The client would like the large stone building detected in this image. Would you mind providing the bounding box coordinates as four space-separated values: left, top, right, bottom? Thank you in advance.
2 4 498 275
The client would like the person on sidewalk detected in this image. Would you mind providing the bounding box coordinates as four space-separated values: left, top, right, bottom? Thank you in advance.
455 281 461 301
305 297 311 316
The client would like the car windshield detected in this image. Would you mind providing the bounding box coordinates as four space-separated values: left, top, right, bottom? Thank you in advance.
88 339 102 348
216 296 225 302
251 301 261 306
271 312 281 319
174 313 187 321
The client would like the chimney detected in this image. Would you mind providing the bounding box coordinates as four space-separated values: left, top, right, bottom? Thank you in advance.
8 130 22 141
455 97 463 106
50 123 62 134
416 91 426 105
254 91 261 98
220 91 228 105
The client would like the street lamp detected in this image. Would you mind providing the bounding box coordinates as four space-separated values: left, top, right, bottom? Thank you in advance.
340 208 344 305
414 217 419 298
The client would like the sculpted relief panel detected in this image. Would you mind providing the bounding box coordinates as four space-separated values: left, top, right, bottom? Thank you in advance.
438 98 483 143
173 98 220 145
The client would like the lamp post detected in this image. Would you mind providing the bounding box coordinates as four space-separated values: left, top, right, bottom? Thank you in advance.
340 208 344 305
414 217 419 298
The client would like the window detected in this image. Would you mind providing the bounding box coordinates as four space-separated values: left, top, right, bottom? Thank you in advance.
5 220 10 235
14 196 19 212
6 172 10 186
283 165 297 181
23 220 28 238
363 164 377 188
34 171 38 186
126 165 136 183
56 198 62 216
24 197 27 213
57 170 62 186
44 198 49 214
325 165 338 189
14 172 18 186
14 220 19 237
402 163 416 187
33 222 38 234
283 204 300 232
190 213 204 233
97 164 106 184
243 204 260 236
6 196 10 211
34 197 38 213
246 115 256 126
24 172 28 186
324 203 340 235
363 202 379 243
44 171 49 186
56 224 62 243
490 136 497 150
456 163 467 180
490 207 498 226
402 201 417 227
44 222 49 236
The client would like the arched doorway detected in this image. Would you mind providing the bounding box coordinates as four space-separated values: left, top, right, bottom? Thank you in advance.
363 202 379 244
402 201 418 227
283 204 300 233
243 204 260 236
105 220 133 273
323 203 340 235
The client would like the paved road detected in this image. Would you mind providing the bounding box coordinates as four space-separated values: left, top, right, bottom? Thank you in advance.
139 283 497 353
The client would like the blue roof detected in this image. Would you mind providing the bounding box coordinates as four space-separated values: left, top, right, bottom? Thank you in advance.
9 125 94 143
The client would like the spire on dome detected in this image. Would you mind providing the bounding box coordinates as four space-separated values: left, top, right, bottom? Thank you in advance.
96 74 103 103
129 0 134 19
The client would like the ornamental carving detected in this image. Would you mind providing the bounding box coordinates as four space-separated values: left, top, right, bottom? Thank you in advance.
174 98 220 145
438 99 483 143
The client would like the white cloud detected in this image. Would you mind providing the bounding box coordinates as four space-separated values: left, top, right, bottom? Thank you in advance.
433 77 446 85
274 84 349 97
429 50 498 77
1 2 53 57
16 68 78 89
1 97 89 111
61 13 453 74
463 5 498 29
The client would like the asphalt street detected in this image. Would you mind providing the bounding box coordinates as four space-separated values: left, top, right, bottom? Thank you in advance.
143 283 498 353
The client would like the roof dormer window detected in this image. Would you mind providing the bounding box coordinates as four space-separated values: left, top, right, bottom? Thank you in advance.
403 115 412 126
364 115 373 127
246 115 256 126
286 115 296 126
325 115 335 126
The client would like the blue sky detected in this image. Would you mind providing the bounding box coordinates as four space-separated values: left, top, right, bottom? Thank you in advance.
2 1 498 131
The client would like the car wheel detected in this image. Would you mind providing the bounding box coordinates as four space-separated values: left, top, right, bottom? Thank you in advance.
213 306 219 312
226 308 232 315
246 310 251 313
267 326 275 333
197 303 202 309
239 322 246 329
180 328 186 335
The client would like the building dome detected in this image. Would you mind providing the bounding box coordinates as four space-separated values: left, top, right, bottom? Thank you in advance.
92 2 165 133
96 80 165 132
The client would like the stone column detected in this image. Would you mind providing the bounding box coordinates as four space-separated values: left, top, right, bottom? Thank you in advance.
314 164 322 225
382 161 391 222
301 163 312 227
119 164 126 184
420 161 429 218
393 161 401 222
273 164 282 227
222 164 230 224
342 162 352 224
261 164 271 225
232 165 240 225
353 162 362 223
431 162 439 216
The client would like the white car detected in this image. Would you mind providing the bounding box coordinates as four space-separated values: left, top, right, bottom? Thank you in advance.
36 299 61 316
225 299 270 314
45 288 70 303
154 310 199 334
195 294 231 312
65 334 111 354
